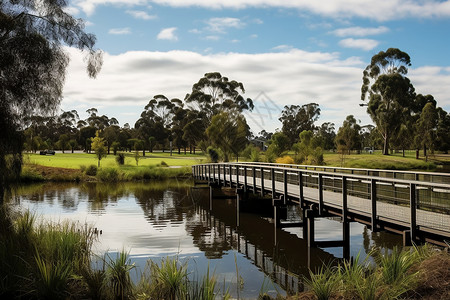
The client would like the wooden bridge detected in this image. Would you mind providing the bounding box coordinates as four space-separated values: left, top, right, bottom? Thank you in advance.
192 163 450 248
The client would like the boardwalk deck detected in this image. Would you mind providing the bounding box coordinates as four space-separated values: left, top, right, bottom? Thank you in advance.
193 163 450 245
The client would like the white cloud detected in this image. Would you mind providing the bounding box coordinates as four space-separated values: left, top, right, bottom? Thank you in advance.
85 21 95 27
339 38 379 51
205 17 245 33
72 0 450 20
157 27 178 41
205 35 220 41
63 48 450 132
108 27 131 35
332 26 389 37
126 10 157 20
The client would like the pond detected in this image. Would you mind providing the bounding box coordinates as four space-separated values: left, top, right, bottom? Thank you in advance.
9 180 403 298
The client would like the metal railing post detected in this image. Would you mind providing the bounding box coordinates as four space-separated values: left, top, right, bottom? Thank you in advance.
252 167 256 194
229 165 232 187
342 176 347 221
318 174 323 214
243 166 247 193
260 167 265 197
371 179 377 232
299 171 304 207
410 183 417 242
283 169 288 205
236 165 240 188
271 168 276 199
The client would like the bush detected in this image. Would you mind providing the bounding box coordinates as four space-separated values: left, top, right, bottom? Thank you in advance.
207 147 219 163
250 148 260 162
116 153 125 165
160 161 168 167
83 165 98 176
97 168 120 182
276 155 295 164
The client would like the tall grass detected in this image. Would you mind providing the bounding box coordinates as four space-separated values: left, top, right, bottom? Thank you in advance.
303 246 439 300
105 250 136 300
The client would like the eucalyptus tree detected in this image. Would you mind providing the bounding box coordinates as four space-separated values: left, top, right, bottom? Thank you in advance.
335 115 362 155
0 0 102 201
415 102 438 160
279 103 321 146
185 72 254 120
361 48 416 155
206 111 250 161
135 95 176 153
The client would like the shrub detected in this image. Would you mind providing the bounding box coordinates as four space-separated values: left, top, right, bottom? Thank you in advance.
116 153 125 165
276 155 295 164
207 147 219 163
82 164 97 176
250 148 260 162
160 161 168 167
97 168 120 182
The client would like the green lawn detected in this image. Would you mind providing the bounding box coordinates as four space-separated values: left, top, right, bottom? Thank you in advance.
25 152 207 169
323 152 438 170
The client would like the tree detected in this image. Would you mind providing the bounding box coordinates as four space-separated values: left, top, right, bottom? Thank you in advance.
265 132 290 162
335 115 361 155
316 122 336 150
185 72 254 121
279 103 321 146
292 130 324 165
91 132 107 167
0 0 102 201
416 102 438 161
68 139 78 153
361 48 416 155
58 134 70 153
206 111 250 162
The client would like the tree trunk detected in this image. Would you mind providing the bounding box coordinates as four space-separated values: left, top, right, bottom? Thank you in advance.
383 133 389 155
193 146 196 154
423 145 427 158
142 149 145 156
402 148 405 157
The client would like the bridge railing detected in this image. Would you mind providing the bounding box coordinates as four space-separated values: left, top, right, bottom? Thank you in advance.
231 162 450 184
193 163 450 238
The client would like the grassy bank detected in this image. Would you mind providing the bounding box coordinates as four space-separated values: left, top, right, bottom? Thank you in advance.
291 245 450 300
20 152 206 182
322 152 443 171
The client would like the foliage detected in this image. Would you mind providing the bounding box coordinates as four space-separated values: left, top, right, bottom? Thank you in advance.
361 48 416 155
265 132 290 161
185 72 254 119
207 147 220 163
97 167 120 182
335 115 362 155
0 0 101 202
206 111 250 162
116 153 125 165
415 102 438 160
279 103 321 146
275 155 295 164
91 131 107 167
82 165 98 176
292 130 324 165
105 250 136 300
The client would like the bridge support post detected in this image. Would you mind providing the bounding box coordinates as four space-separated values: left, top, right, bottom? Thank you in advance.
371 179 378 232
236 188 244 227
305 209 316 247
273 196 287 228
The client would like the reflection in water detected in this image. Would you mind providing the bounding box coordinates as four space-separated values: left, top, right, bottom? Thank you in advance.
10 181 402 297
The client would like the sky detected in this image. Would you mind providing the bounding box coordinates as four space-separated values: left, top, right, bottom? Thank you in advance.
62 0 450 135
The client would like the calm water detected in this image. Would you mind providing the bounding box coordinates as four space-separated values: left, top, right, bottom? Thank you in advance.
10 180 402 298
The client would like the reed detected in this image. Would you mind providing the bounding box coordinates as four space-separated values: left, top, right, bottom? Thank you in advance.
148 256 188 300
304 264 339 300
105 250 136 300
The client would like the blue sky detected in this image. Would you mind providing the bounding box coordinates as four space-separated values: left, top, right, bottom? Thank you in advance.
63 0 450 133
